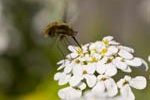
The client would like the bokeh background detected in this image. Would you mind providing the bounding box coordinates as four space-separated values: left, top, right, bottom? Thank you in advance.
0 0 150 100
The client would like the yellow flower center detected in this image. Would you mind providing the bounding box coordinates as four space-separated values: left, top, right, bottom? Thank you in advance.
91 57 98 62
77 47 83 55
101 48 108 55
103 39 109 46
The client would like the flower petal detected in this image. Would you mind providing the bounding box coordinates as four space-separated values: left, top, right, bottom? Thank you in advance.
68 45 77 52
58 74 71 85
125 57 142 67
106 46 118 56
119 46 134 53
85 63 96 74
69 76 82 87
96 64 106 75
92 81 105 93
54 72 62 81
84 74 97 88
104 78 118 97
72 64 83 76
78 82 86 90
103 36 114 41
105 64 117 77
118 49 133 59
130 76 147 90
120 85 135 100
58 87 82 99
140 58 149 71
113 57 128 71
148 55 150 62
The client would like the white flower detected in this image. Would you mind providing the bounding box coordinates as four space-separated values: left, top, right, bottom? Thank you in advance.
117 75 147 100
148 55 150 62
96 57 117 77
58 87 82 100
54 36 149 99
57 60 71 71
92 75 118 97
67 44 89 59
69 64 97 88
54 72 71 85
102 36 120 46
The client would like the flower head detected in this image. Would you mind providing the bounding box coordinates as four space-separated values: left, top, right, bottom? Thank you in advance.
54 36 148 100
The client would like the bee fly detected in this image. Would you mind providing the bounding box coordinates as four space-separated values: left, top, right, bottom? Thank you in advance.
44 21 81 48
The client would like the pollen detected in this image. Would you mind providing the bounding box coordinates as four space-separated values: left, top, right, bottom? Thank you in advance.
101 48 108 55
103 39 109 46
122 80 129 86
83 70 87 74
77 47 83 55
91 57 98 62
101 77 107 81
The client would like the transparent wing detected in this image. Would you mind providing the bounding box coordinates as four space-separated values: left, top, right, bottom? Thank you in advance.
63 0 79 26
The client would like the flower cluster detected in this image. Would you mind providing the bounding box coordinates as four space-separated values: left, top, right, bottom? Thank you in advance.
54 36 148 100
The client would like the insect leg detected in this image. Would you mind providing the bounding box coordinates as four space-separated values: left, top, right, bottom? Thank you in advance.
57 42 66 66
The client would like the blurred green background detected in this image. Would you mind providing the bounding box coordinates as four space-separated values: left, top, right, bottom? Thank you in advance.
0 0 150 100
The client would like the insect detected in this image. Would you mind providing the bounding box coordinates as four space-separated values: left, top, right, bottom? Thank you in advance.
44 22 76 39
44 21 81 48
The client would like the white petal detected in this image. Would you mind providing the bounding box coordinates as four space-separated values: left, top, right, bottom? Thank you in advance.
109 41 120 45
67 89 82 100
96 64 106 75
117 76 131 88
140 58 149 71
92 81 105 93
108 46 118 55
57 60 65 65
68 45 77 52
120 85 135 100
72 65 83 76
69 76 82 87
148 55 150 62
124 75 132 81
54 72 62 81
95 42 105 52
117 79 125 88
84 74 97 88
70 53 78 58
103 36 114 41
123 66 132 73
125 57 142 67
119 46 134 53
118 49 133 59
58 87 82 99
130 76 147 90
85 63 96 74
105 64 117 77
104 78 118 97
59 74 71 85
57 65 65 70
113 57 128 71
78 82 86 90
64 65 73 74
